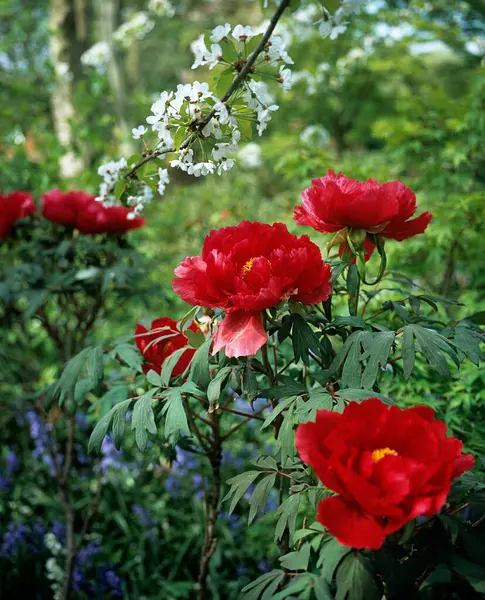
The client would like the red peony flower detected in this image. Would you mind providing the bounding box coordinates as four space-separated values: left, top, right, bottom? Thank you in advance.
42 189 145 234
172 221 332 358
294 170 432 258
0 191 36 240
296 398 474 550
135 317 198 376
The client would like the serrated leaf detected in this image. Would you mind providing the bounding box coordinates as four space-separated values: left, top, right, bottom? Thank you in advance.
277 403 295 466
88 399 132 454
223 470 262 515
360 331 395 389
401 326 415 380
262 396 297 429
279 543 311 571
248 473 276 524
56 346 92 406
275 494 300 542
207 366 232 408
295 391 332 423
161 387 190 444
132 390 158 450
86 346 104 395
335 552 381 600
241 571 285 600
292 314 321 366
116 344 144 371
159 347 189 386
189 338 212 391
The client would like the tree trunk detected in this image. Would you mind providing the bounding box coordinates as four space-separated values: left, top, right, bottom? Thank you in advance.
49 0 85 178
96 0 135 156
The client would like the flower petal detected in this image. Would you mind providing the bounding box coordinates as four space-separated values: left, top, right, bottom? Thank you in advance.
212 310 267 358
317 496 387 550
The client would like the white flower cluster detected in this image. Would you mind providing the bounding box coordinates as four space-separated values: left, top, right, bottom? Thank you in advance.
45 533 64 600
243 80 279 136
80 41 110 72
148 0 175 17
127 183 154 217
96 158 128 202
318 0 366 40
113 12 155 47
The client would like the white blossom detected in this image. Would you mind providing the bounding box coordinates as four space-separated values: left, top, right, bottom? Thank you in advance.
213 101 229 125
330 23 349 40
238 143 262 168
96 158 127 202
232 24 255 41
211 23 231 42
157 168 170 194
266 35 294 64
81 41 110 71
132 125 147 139
188 161 216 177
191 36 222 70
113 12 154 47
217 158 235 175
279 66 292 92
170 148 194 171
148 0 175 17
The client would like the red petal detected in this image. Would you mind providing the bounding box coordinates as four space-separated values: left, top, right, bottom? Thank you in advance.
212 310 267 358
452 453 475 479
317 496 387 550
381 211 432 241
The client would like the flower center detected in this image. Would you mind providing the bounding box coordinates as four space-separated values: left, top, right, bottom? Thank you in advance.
242 256 266 274
371 447 398 463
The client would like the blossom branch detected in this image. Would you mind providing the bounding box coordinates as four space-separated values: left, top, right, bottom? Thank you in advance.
123 0 291 182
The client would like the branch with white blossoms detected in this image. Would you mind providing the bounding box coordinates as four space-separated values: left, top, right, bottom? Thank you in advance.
95 0 292 212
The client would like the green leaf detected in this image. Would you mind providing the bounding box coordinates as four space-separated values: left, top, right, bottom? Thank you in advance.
313 576 333 600
132 390 158 450
275 494 300 542
114 179 126 202
112 398 132 449
161 387 190 444
292 314 321 366
146 369 162 387
86 346 104 395
360 331 395 389
277 403 295 466
184 328 206 349
295 390 332 423
207 366 232 408
419 564 451 589
115 344 144 371
465 310 485 325
335 552 381 600
56 347 93 406
451 556 485 593
88 399 132 453
215 67 235 98
159 347 189 386
320 538 353 581
401 325 415 380
243 362 259 401
279 543 311 571
189 338 212 391
261 396 297 429
241 571 285 600
248 473 276 524
347 264 360 316
409 324 458 377
271 573 314 600
222 470 262 515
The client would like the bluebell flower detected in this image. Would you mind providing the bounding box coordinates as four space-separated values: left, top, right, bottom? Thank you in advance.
98 435 125 473
6 449 20 474
0 475 12 493
133 505 155 529
51 521 66 544
257 559 271 573
236 561 249 577
1 520 46 559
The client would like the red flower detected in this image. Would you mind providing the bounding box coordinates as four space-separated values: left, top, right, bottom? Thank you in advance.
135 317 198 377
172 221 332 358
42 189 145 234
294 170 432 257
296 398 474 550
0 191 36 240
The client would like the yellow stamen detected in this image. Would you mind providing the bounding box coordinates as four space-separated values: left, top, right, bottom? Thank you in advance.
371 447 398 463
242 258 256 273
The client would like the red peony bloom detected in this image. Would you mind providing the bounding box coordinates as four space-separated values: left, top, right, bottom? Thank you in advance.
0 191 36 240
42 189 145 234
135 317 198 376
172 221 332 358
294 170 432 257
296 398 474 550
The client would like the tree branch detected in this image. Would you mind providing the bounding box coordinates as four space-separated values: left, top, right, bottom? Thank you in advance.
124 0 292 181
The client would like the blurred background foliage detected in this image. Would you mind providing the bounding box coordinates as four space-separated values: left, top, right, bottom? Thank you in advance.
1 0 484 597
